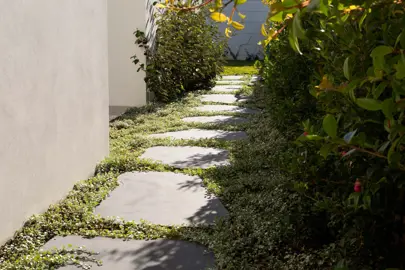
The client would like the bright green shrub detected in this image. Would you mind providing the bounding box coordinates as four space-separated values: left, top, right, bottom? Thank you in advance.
132 7 226 102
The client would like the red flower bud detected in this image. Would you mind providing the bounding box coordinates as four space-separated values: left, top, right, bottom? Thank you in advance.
303 131 309 136
354 179 361 193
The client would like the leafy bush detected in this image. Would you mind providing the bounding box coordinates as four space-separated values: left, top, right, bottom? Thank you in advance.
256 0 405 268
132 7 226 102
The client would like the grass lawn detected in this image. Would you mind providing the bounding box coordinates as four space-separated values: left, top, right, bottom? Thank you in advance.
222 60 259 75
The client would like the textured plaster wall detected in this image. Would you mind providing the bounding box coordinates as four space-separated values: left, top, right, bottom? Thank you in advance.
0 0 109 244
108 0 147 107
219 0 268 60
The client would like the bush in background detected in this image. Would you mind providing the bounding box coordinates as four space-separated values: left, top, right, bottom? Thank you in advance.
133 7 226 102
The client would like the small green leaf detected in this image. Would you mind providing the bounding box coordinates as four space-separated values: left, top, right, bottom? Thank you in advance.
270 12 284 22
373 81 388 99
282 0 297 8
343 57 351 80
323 114 338 138
320 143 333 159
378 141 390 153
401 30 405 49
359 11 367 28
370 46 394 58
381 98 396 119
395 55 405 79
292 10 306 39
356 98 382 111
306 135 324 141
288 26 302 54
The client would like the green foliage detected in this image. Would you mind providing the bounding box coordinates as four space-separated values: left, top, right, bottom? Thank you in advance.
132 8 226 102
260 0 405 268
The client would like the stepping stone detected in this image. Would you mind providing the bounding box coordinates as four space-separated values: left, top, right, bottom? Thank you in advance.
149 129 247 140
196 105 259 114
220 75 243 80
201 94 249 104
140 146 230 169
212 85 243 93
216 80 244 85
95 172 228 225
41 236 214 270
182 116 249 124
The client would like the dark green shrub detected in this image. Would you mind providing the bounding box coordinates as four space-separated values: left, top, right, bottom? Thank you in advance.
259 1 405 268
261 31 319 136
132 7 226 102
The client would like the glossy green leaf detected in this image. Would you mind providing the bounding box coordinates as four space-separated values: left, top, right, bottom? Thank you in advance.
381 98 396 120
292 10 306 39
270 12 284 22
323 114 337 138
288 25 302 54
401 30 405 49
395 55 405 80
370 46 393 58
373 81 388 99
320 143 333 159
356 98 382 111
343 57 350 80
282 0 297 8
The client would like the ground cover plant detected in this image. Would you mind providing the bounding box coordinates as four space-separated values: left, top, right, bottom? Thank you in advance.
161 0 405 268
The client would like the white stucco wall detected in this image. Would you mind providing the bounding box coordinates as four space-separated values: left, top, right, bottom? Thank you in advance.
0 0 109 244
219 0 268 60
108 0 147 109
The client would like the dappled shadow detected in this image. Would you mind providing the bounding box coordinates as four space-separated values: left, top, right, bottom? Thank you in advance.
185 197 228 225
149 129 247 141
182 115 249 125
170 151 230 169
42 237 214 270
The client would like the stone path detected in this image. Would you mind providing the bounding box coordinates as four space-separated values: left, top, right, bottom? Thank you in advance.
196 105 259 114
41 74 257 269
211 85 243 93
149 129 247 140
182 115 249 124
201 94 249 104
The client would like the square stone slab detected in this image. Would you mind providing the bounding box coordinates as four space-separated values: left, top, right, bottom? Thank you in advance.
95 172 228 225
182 116 249 124
216 80 244 85
140 146 230 169
149 129 247 140
219 75 243 80
201 94 249 104
195 105 259 114
41 237 215 270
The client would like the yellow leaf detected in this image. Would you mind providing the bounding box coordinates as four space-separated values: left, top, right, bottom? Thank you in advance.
225 27 232 38
155 3 166 8
238 12 246 19
211 12 228 22
261 24 268 36
232 21 245 30
285 13 293 19
318 75 334 90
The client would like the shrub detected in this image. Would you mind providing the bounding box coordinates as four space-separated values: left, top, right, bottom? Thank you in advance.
258 1 405 268
132 7 226 102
